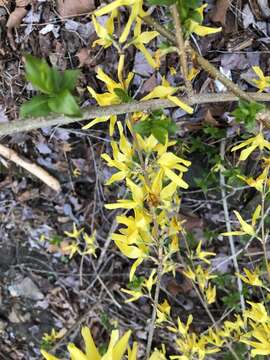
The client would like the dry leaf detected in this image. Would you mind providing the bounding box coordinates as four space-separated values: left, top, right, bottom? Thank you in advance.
0 0 9 6
6 7 27 28
210 0 230 26
57 0 95 17
76 47 91 67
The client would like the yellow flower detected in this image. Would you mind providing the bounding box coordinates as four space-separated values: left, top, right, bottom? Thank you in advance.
95 0 146 43
222 207 260 237
244 301 269 323
82 231 97 257
241 323 270 357
92 10 117 49
42 326 132 360
128 18 159 68
237 267 263 287
84 68 133 135
121 288 144 302
206 284 216 304
156 299 171 324
188 20 222 37
144 269 157 292
195 241 215 265
141 77 193 114
237 168 268 192
251 66 270 92
101 122 135 185
64 223 84 239
231 132 270 161
157 151 191 189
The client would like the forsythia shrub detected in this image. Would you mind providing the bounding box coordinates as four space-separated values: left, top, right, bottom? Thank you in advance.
23 0 270 359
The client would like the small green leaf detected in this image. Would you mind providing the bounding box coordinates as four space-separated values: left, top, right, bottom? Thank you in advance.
48 90 82 117
20 95 51 118
152 126 167 144
133 121 152 136
24 54 55 94
61 69 81 91
232 100 265 130
114 88 133 103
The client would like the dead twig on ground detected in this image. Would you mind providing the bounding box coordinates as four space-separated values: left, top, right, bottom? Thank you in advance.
0 144 61 191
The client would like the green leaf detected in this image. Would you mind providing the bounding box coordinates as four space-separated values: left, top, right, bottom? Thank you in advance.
20 95 51 118
152 126 167 144
61 69 81 91
232 100 265 130
133 121 152 136
48 90 82 117
114 88 133 103
24 54 55 94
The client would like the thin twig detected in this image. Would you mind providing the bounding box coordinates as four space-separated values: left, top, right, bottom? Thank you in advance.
220 139 246 313
171 5 193 96
1 93 270 137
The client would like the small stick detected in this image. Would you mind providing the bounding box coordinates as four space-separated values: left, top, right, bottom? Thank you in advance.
0 144 61 192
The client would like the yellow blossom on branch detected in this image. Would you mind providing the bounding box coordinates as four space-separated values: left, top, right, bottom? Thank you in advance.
231 132 270 161
141 77 193 114
251 66 270 92
237 268 263 287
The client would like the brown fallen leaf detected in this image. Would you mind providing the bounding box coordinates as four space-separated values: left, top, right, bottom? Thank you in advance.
76 47 92 67
210 0 230 26
6 7 27 28
57 0 95 17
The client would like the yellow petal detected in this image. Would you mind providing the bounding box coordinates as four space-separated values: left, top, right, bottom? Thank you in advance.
252 66 265 79
189 20 222 36
167 95 193 114
115 240 145 258
81 327 101 360
40 350 60 360
82 116 109 130
164 168 189 189
113 330 131 360
95 0 133 16
233 211 255 235
67 344 89 360
130 257 144 281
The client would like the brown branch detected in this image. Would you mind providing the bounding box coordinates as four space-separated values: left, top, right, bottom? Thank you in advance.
142 15 253 102
1 93 270 137
171 5 193 97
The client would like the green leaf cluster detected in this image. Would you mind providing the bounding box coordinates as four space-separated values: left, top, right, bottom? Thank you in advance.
133 110 177 144
20 54 82 118
232 100 265 131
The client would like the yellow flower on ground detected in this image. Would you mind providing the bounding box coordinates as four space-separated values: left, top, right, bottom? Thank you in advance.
231 132 270 161
121 288 144 302
237 267 263 287
241 323 270 357
84 68 133 135
251 66 270 92
64 223 84 239
141 77 193 114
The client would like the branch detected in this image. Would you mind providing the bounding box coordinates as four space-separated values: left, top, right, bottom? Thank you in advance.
1 93 270 136
171 5 193 96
